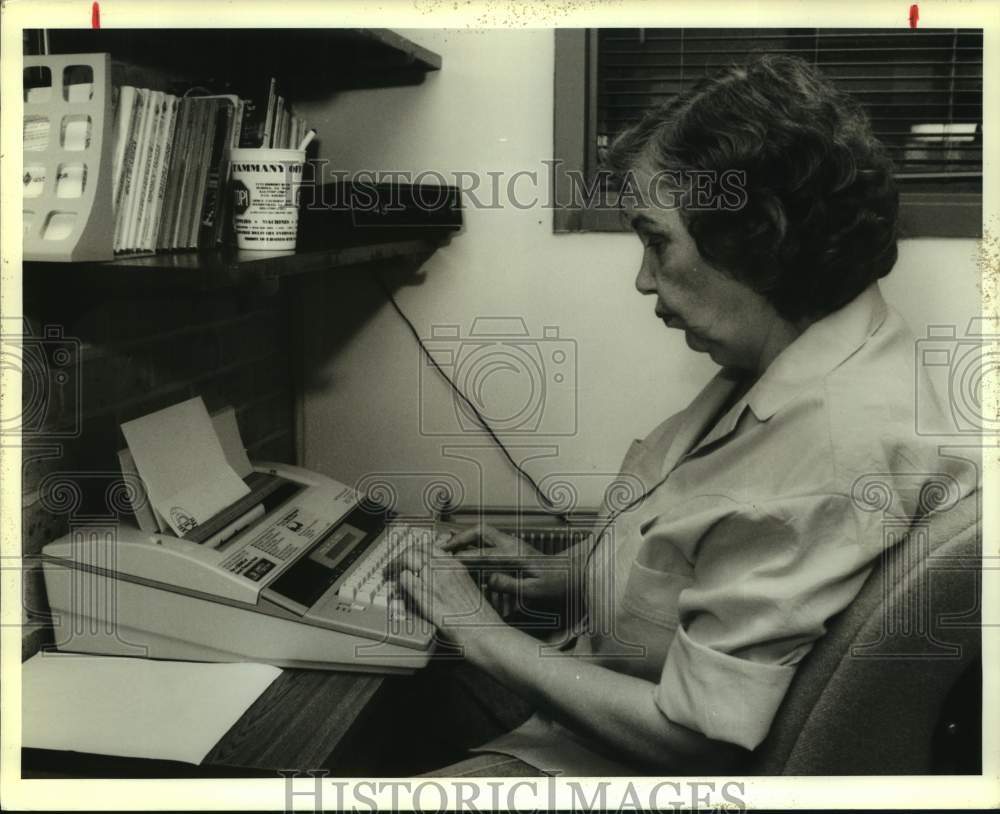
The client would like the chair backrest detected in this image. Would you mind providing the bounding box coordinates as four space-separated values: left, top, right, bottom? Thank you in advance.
748 489 982 775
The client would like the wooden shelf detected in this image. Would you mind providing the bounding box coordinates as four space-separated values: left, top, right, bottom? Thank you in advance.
42 28 441 93
24 229 455 293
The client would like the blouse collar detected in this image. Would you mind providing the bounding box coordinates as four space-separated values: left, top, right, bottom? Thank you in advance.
660 283 891 476
745 283 890 421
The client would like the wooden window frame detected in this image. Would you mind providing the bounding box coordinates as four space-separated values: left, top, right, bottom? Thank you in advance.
552 29 982 238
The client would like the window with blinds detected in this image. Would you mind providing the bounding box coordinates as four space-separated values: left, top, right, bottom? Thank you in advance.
594 28 983 188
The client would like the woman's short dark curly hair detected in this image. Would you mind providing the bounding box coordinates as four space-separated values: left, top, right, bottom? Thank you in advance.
605 54 898 321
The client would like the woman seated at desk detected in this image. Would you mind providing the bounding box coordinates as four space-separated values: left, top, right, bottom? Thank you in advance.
388 54 974 777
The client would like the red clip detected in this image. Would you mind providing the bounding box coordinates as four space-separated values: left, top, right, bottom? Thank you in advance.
909 4 919 28
92 1 101 29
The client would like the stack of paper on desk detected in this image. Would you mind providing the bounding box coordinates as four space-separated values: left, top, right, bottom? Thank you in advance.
120 397 253 537
22 653 281 764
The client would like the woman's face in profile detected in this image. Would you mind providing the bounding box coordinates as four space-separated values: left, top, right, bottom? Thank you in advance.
625 169 793 373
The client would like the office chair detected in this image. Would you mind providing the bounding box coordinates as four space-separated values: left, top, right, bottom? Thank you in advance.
748 488 982 775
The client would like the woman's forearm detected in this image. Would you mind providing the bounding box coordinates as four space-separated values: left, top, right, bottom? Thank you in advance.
460 624 744 773
398 531 745 771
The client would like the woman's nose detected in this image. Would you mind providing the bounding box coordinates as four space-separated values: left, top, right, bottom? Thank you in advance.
635 260 656 295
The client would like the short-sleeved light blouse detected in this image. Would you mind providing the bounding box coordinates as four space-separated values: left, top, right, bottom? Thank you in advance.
476 283 978 775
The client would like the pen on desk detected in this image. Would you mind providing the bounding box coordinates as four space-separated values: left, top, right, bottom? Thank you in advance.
297 129 317 152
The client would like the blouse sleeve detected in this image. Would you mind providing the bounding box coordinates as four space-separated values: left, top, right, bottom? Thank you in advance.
654 492 871 750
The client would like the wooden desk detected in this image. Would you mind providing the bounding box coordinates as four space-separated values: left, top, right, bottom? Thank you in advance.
204 669 385 770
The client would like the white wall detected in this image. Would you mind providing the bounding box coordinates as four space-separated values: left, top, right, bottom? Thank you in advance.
296 30 982 515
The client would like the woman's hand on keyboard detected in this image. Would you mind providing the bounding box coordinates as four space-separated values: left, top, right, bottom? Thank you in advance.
388 544 506 639
439 524 570 604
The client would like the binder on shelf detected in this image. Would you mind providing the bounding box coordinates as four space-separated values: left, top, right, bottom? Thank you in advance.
23 53 115 262
193 94 240 249
112 85 145 252
238 77 278 149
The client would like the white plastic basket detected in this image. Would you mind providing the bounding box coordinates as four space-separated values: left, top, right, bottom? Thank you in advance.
23 52 114 262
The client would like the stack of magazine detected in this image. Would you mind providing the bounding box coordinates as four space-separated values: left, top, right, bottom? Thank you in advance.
110 77 309 255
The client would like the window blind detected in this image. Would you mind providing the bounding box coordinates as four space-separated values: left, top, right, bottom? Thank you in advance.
596 28 983 185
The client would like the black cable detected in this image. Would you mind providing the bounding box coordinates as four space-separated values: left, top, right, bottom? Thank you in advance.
376 275 681 635
375 274 559 512
576 379 749 612
579 470 671 599
377 275 711 648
